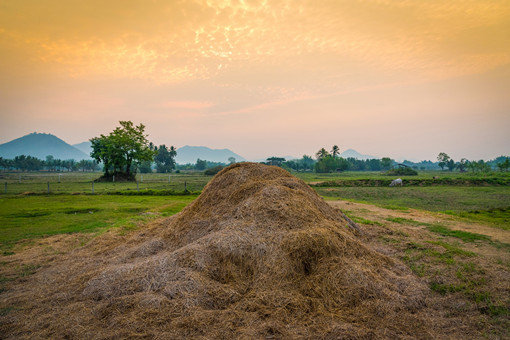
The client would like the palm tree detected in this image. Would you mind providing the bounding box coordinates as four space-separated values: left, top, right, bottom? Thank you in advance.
331 145 340 158
315 148 329 160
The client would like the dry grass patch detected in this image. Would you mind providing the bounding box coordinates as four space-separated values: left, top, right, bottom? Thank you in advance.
1 163 438 339
337 201 510 338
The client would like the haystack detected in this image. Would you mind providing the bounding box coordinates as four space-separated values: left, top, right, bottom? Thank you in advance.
1 163 431 339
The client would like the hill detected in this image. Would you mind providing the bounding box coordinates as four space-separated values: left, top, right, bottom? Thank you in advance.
176 145 246 164
0 133 89 160
339 148 376 160
72 141 92 156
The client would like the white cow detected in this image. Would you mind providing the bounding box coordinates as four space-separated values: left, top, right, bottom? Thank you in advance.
389 178 403 187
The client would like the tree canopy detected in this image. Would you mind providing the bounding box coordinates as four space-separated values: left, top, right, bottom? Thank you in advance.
155 144 177 173
266 157 286 166
331 145 340 158
437 152 450 170
315 148 329 160
90 121 156 181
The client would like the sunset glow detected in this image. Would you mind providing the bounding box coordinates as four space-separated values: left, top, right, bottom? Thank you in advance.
1 0 509 160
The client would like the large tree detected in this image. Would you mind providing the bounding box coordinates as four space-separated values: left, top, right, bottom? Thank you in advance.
195 158 207 170
437 152 450 170
266 157 286 167
380 157 393 170
446 158 456 171
457 158 468 172
155 144 177 173
315 155 350 173
315 148 329 160
301 155 315 170
331 145 340 158
497 157 510 172
90 121 156 181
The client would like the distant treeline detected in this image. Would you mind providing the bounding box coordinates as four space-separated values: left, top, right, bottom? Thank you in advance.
174 159 231 172
267 147 510 173
278 156 426 173
0 155 99 172
1 152 509 174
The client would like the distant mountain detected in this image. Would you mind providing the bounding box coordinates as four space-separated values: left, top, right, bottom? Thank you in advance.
0 133 90 160
72 141 92 156
176 145 246 164
339 149 377 160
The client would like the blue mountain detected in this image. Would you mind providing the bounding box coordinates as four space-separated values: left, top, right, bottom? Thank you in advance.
339 149 377 160
0 133 89 160
176 145 246 164
72 141 92 156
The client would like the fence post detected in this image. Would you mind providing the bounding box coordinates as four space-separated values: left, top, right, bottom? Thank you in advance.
184 181 187 192
47 182 50 194
137 181 139 192
92 181 94 194
141 175 143 182
58 174 61 183
168 175 170 183
19 175 21 183
4 182 6 194
113 175 115 183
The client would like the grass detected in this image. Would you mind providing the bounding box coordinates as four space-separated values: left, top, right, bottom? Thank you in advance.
296 170 510 188
425 240 477 257
1 170 508 250
445 208 510 230
350 216 384 226
426 225 491 242
429 282 508 316
396 233 509 318
404 240 475 266
402 240 508 317
0 171 210 194
385 217 430 226
294 170 510 182
0 168 508 336
315 186 510 228
0 194 197 253
385 217 507 249
2 170 509 195
314 186 510 212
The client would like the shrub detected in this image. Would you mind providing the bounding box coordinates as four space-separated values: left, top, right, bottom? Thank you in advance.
386 167 418 176
204 165 224 176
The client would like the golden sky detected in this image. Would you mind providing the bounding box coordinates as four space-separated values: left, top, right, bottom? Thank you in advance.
1 0 509 160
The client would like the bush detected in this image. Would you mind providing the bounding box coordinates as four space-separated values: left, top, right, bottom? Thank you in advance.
204 165 224 176
386 167 418 176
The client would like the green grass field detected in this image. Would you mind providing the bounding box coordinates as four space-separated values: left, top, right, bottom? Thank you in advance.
316 186 510 229
1 169 508 253
295 170 510 182
0 171 210 194
1 168 509 337
1 169 508 194
0 194 197 253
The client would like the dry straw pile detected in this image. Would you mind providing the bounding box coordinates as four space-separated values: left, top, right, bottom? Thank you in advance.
1 163 433 339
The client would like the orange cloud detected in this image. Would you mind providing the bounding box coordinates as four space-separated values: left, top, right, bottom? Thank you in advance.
159 101 215 110
2 0 508 84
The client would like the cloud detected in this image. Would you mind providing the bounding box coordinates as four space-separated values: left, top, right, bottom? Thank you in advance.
1 0 509 160
159 101 215 110
1 0 508 84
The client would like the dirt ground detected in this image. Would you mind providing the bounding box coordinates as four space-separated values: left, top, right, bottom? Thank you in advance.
1 198 509 339
329 200 510 244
